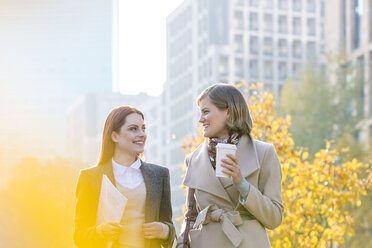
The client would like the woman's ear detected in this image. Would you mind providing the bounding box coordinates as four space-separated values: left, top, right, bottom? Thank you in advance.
111 131 118 143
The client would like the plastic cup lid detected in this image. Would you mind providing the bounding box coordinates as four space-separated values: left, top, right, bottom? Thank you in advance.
216 143 237 149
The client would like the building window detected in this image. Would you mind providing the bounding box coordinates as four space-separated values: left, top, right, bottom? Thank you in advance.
264 61 273 79
249 59 258 78
279 84 284 96
370 1 372 42
234 34 243 53
293 17 302 35
353 0 363 49
278 39 288 56
307 0 316 12
249 0 259 7
219 56 228 75
249 36 259 54
264 14 273 32
292 63 301 79
320 21 325 39
279 62 287 80
293 0 301 11
264 0 273 9
264 37 273 56
278 0 287 9
234 11 244 29
235 58 244 77
306 41 316 60
356 55 365 116
235 0 244 6
307 18 316 36
354 130 362 143
249 12 259 30
293 40 302 58
279 15 287 33
264 83 273 92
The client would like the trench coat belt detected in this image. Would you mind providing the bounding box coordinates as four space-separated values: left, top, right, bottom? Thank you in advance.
193 204 244 247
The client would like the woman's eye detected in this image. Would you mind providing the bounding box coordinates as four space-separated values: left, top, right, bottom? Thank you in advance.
130 127 137 131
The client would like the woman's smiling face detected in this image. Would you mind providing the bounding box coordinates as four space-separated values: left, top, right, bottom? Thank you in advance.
111 113 147 156
198 97 229 139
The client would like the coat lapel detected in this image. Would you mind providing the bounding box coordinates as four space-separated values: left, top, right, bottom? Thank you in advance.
183 139 232 204
101 159 158 223
184 134 261 194
140 160 157 222
220 134 260 188
237 134 260 178
101 160 153 248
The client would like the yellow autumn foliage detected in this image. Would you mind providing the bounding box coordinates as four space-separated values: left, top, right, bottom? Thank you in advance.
181 83 372 247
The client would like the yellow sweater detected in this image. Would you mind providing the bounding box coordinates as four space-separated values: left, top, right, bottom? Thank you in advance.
116 181 146 248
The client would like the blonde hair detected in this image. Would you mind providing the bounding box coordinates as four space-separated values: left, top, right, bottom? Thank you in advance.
197 83 253 136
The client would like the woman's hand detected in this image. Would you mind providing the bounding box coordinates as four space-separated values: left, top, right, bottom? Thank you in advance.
96 222 122 241
221 154 242 184
143 222 165 239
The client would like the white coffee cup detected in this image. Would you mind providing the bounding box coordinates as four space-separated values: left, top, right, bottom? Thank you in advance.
216 143 237 178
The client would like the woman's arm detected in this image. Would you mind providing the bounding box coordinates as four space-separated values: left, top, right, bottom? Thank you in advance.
176 186 198 247
240 144 284 230
176 155 200 247
158 168 176 247
73 169 106 247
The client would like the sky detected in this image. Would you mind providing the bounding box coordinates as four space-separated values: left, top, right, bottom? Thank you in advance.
0 0 185 162
118 0 184 96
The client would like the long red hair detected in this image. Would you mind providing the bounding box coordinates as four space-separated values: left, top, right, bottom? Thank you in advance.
96 105 144 166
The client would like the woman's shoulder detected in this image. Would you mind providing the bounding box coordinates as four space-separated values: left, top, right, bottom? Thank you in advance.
80 164 100 174
77 165 103 182
185 142 204 160
143 161 169 174
253 138 275 150
250 137 279 165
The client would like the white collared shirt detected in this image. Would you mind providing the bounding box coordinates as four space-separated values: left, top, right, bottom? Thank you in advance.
111 157 170 239
112 157 144 189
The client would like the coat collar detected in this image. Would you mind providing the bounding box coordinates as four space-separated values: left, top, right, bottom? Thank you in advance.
236 134 260 178
101 160 116 187
183 134 260 204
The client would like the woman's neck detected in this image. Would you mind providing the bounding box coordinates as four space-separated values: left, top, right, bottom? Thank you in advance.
112 152 137 167
212 134 229 139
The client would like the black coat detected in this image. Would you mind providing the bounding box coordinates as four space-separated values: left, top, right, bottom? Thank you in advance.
73 160 175 248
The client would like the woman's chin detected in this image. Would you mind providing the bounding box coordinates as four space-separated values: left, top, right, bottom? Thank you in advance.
136 149 144 154
203 132 211 138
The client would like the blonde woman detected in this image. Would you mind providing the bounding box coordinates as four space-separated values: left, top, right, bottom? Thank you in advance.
178 83 283 248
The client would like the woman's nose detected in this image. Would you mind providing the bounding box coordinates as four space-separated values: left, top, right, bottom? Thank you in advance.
139 129 146 136
199 115 204 123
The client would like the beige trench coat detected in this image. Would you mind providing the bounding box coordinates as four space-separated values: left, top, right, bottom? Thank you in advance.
177 134 284 248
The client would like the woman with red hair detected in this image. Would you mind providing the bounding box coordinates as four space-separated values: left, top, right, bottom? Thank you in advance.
74 105 175 248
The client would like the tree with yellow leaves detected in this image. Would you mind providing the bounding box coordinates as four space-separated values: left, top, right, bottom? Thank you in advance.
181 83 372 248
